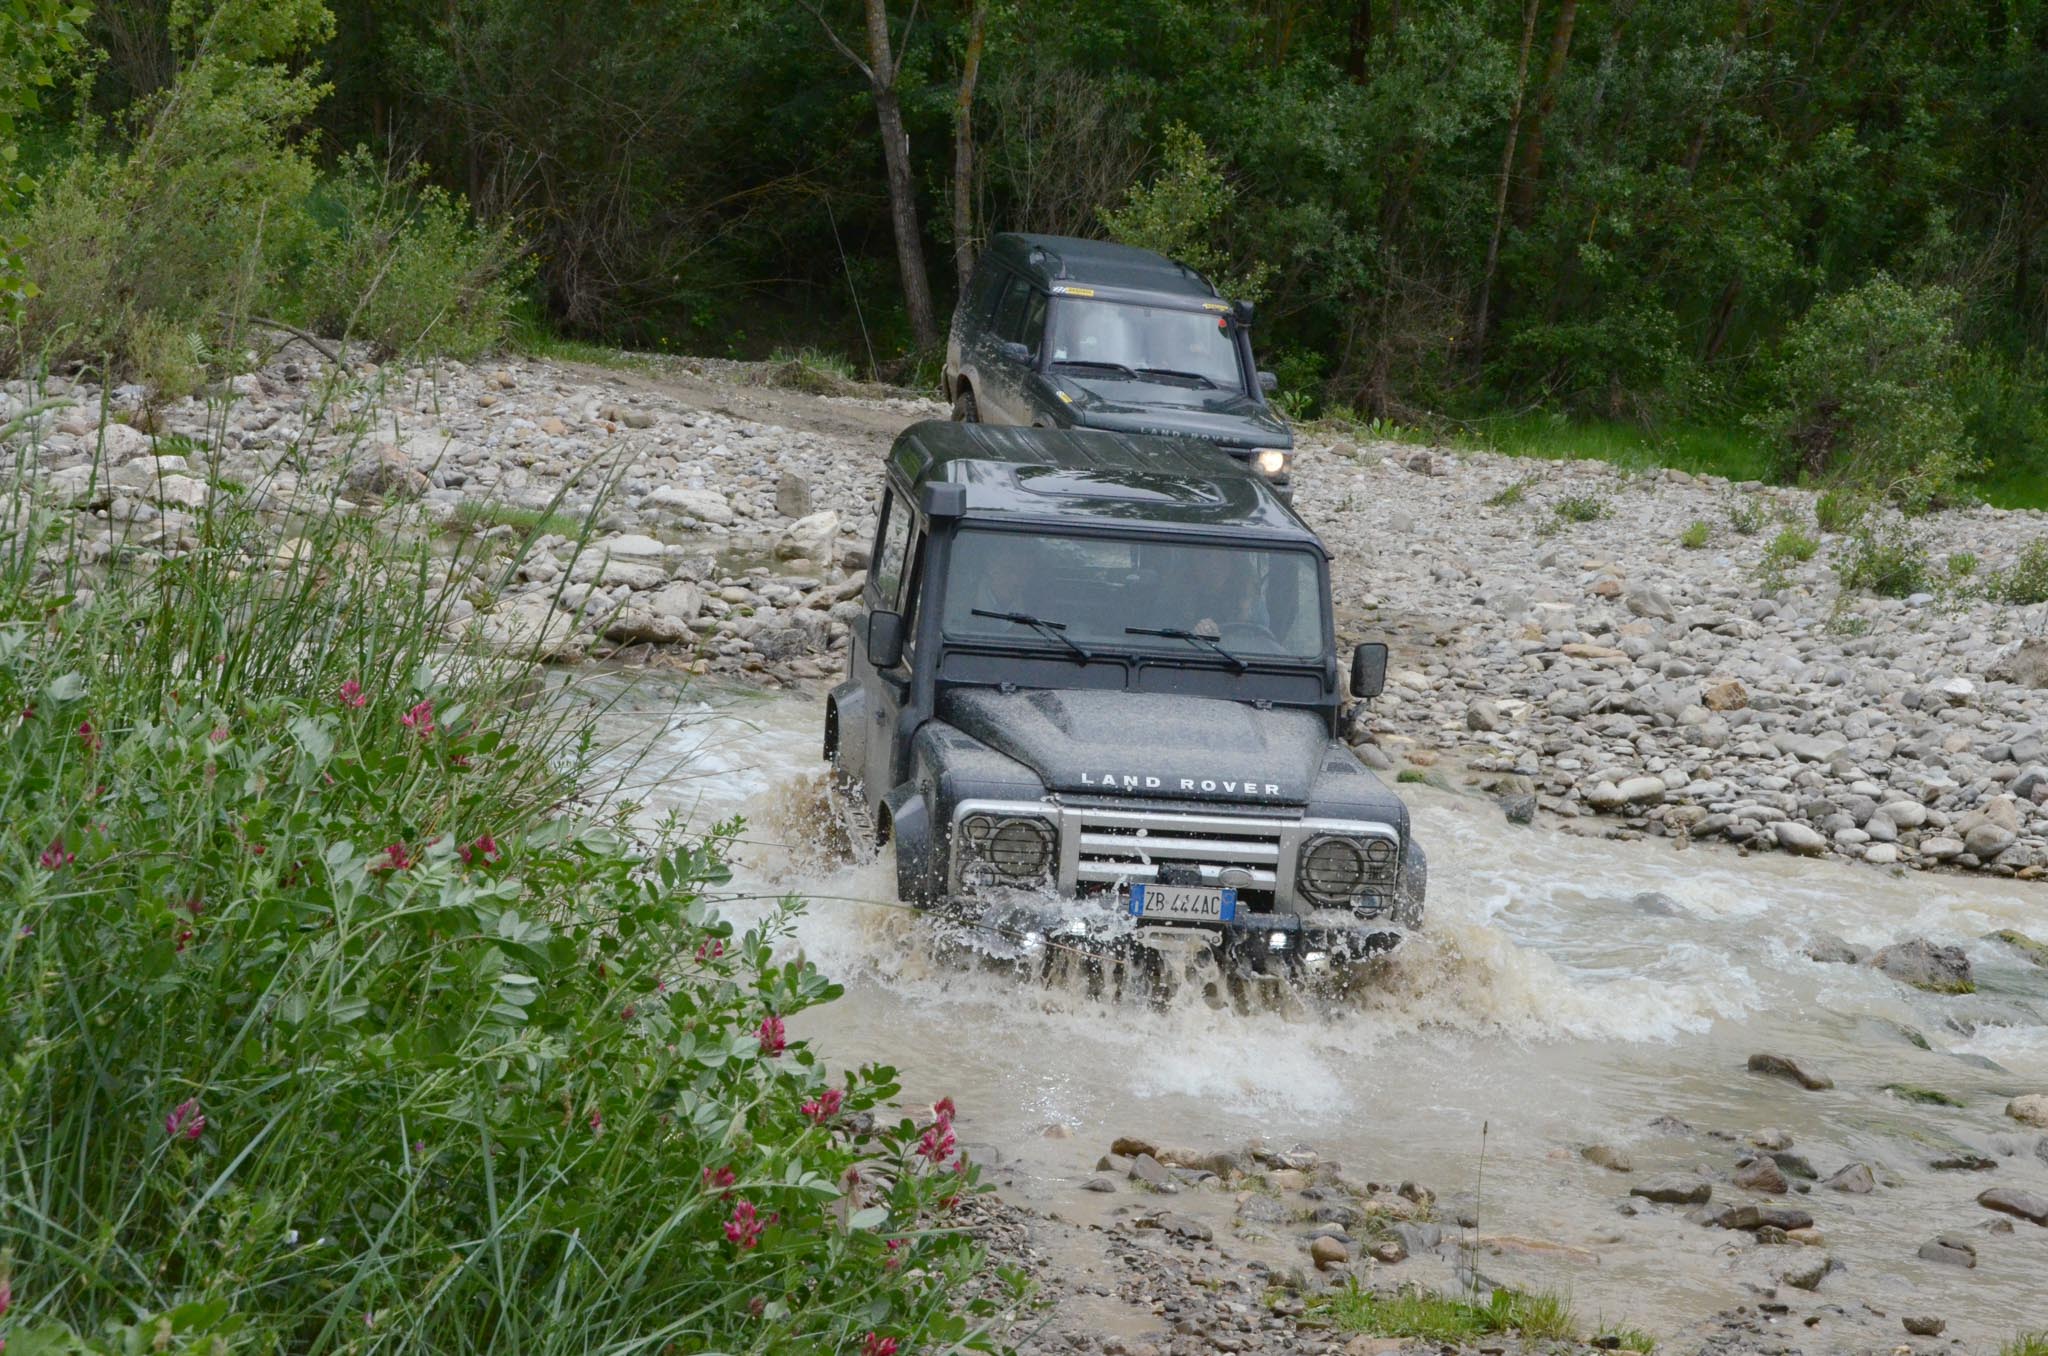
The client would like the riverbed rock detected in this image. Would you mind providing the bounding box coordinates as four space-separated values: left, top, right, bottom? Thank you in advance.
1989 637 2048 687
1747 1052 1834 1091
1733 1157 1789 1194
1773 821 1827 855
1871 938 1975 994
1308 1235 1350 1268
1773 1251 1830 1291
1702 678 1749 711
1128 1153 1178 1193
1822 1163 1876 1194
1917 1234 1976 1267
644 485 734 525
1989 930 2048 968
775 472 813 519
1998 1096 2048 1135
1631 1174 1711 1205
1804 934 1868 965
1580 1144 1633 1173
1903 1316 1946 1338
777 509 840 562
1111 1136 1159 1158
344 446 428 499
1978 1186 2048 1225
1714 1204 1814 1232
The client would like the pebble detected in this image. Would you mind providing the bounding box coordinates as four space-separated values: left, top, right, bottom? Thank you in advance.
2007 1093 2048 1128
1746 1052 1835 1091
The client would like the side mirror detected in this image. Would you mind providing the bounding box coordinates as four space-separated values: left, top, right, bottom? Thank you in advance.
1350 641 1388 699
1233 299 1255 326
1257 370 1278 394
999 340 1031 364
868 610 906 669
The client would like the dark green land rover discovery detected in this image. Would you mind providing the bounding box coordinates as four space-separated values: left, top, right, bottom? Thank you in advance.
943 233 1296 494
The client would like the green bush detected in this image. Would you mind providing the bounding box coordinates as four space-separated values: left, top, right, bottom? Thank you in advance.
1988 540 2048 605
294 149 531 360
1812 488 1865 533
1727 499 1766 536
1101 121 1268 302
0 450 995 1351
1841 521 1932 597
1553 493 1608 523
1753 276 1978 512
1680 519 1711 548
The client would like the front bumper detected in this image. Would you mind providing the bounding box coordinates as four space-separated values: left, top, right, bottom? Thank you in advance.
927 889 1408 968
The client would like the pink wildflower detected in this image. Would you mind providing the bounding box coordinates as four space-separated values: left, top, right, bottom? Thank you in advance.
77 720 101 752
400 701 435 739
932 1096 956 1124
702 1164 736 1196
0 1273 10 1317
338 679 367 709
756 1014 786 1057
696 937 725 961
458 833 501 866
801 1088 844 1123
382 842 413 871
621 1004 636 1021
165 1098 205 1142
916 1121 956 1165
883 1238 905 1270
209 727 229 743
863 1335 898 1356
724 1199 764 1250
589 1108 604 1135
175 928 193 953
37 837 73 871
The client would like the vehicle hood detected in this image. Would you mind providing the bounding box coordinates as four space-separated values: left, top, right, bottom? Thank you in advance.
1056 376 1293 449
937 687 1324 804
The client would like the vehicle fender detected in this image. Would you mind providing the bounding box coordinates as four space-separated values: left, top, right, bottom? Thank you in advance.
825 679 864 767
1397 833 1428 929
881 783 941 905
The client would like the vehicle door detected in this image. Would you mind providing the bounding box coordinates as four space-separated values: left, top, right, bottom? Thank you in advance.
951 259 1006 405
861 487 921 799
982 277 1040 424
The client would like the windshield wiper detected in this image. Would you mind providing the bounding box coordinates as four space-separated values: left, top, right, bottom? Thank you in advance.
973 609 1094 663
1125 625 1248 672
1134 367 1221 389
1049 359 1140 381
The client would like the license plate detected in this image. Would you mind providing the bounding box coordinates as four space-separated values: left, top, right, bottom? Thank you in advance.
1129 883 1236 922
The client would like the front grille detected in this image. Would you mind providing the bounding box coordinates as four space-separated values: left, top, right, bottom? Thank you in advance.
1072 810 1283 912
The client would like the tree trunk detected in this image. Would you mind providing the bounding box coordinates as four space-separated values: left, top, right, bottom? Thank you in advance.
862 0 940 349
1509 0 1579 226
1344 0 1373 81
952 0 989 297
1468 0 1542 366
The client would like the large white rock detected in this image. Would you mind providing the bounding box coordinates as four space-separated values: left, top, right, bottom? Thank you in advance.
643 485 734 526
777 509 840 562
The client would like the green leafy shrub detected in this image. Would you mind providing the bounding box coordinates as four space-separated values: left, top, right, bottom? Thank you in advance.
1841 521 1932 597
1553 494 1608 523
1767 527 1819 563
7 4 330 378
1102 121 1269 302
1812 488 1864 533
1485 478 1530 508
1680 519 1711 548
1988 540 2048 605
295 148 531 360
1727 500 1766 535
0 1 89 324
1752 276 1977 512
1947 551 1979 579
0 456 995 1352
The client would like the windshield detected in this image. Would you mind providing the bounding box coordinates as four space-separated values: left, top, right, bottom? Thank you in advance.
942 529 1326 662
1047 300 1245 392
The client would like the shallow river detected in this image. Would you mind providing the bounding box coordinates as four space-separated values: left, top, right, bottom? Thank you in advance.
582 674 2048 1346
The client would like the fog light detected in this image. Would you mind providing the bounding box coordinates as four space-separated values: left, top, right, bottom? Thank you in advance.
1268 930 1289 950
1254 449 1289 477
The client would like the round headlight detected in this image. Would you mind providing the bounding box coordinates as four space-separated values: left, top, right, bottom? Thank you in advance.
1363 837 1396 867
987 816 1055 881
1254 448 1289 477
1300 836 1366 905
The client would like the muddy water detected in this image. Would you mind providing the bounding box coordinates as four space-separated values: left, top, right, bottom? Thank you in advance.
588 676 2048 1345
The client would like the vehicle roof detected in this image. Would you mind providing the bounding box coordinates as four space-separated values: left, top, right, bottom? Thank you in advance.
988 233 1223 305
888 421 1320 542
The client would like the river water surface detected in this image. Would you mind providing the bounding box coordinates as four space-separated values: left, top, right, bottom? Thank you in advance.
583 674 2048 1347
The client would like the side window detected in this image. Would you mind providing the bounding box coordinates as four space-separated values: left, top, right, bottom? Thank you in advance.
1020 290 1048 357
975 265 1009 320
992 279 1032 344
871 491 912 608
899 528 927 658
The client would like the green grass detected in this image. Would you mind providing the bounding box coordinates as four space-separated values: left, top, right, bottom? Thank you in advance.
510 318 657 372
1317 1282 1578 1342
1484 478 1531 508
1397 769 1426 784
1597 1326 1658 1353
1680 519 1711 549
2004 1333 2048 1356
1972 461 2048 511
448 498 584 537
1453 412 1774 482
1554 493 1610 523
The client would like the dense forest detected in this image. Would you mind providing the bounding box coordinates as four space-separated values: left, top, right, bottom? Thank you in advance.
5 0 2048 498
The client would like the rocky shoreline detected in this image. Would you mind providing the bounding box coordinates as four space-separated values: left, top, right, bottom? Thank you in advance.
7 347 2045 885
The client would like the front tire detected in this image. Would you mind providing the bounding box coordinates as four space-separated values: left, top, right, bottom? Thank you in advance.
952 388 979 422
